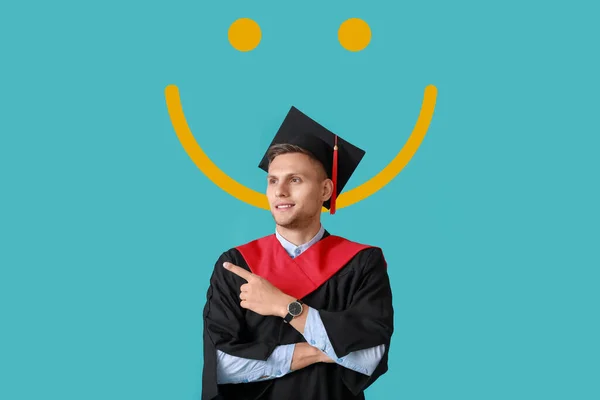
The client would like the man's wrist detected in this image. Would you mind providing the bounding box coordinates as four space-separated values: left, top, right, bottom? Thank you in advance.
310 345 323 362
315 348 328 363
278 294 296 318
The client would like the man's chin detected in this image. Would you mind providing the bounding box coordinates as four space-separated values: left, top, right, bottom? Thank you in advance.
273 216 295 228
271 211 298 228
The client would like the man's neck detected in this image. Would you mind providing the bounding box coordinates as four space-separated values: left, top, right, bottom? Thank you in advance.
276 221 322 246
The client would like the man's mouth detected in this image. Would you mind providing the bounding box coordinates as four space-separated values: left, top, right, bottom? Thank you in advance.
275 204 295 210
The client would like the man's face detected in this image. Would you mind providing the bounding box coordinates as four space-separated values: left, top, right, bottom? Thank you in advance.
266 152 332 229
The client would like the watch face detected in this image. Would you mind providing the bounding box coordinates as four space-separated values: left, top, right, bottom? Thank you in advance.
288 301 302 317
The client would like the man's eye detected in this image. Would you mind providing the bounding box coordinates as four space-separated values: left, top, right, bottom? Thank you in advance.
291 178 301 183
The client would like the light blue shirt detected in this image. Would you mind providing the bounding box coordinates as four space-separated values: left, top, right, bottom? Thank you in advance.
216 225 386 384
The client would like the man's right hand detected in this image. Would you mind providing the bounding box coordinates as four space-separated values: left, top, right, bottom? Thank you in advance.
290 342 335 372
317 349 336 364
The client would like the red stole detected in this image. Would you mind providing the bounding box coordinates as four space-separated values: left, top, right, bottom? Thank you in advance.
235 234 375 300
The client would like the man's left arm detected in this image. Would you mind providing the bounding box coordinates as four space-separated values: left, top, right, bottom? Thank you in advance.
283 248 394 394
303 306 386 376
283 248 392 351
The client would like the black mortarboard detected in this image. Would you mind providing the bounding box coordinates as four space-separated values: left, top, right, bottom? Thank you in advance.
258 106 366 214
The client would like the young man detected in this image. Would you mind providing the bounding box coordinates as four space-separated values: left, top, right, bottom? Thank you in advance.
201 106 394 400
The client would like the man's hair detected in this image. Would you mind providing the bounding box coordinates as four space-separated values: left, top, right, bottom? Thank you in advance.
266 143 328 180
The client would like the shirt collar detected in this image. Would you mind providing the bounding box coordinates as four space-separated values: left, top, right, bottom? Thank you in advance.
275 225 325 258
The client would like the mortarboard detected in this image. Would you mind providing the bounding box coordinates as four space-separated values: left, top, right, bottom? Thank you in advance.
258 106 366 214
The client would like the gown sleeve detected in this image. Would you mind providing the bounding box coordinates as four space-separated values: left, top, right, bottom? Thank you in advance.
316 247 395 396
202 250 280 400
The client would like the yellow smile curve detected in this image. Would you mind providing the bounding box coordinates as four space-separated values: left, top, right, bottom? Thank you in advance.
164 84 437 212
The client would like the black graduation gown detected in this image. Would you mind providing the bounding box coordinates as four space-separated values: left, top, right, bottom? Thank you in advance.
201 230 394 400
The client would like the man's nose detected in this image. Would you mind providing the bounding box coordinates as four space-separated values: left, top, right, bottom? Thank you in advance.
275 183 289 197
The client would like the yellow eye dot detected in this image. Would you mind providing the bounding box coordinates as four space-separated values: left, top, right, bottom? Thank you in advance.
338 18 371 52
228 18 261 52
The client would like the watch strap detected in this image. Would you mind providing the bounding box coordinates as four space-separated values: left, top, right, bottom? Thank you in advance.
283 312 294 323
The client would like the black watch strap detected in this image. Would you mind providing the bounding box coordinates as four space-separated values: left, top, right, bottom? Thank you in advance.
283 312 294 323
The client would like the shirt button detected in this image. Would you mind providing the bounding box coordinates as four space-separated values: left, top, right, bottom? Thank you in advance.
294 248 301 256
310 340 316 345
338 358 343 362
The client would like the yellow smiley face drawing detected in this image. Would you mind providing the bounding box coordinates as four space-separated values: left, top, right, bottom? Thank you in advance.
165 17 437 212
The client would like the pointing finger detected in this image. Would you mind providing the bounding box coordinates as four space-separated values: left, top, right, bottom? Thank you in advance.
223 262 254 281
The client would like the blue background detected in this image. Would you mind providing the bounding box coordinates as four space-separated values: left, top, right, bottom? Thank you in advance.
1 0 598 399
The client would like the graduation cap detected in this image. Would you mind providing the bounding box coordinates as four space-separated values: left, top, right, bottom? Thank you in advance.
258 106 366 214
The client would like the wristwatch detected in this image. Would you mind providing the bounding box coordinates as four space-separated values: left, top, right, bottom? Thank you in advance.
283 300 303 323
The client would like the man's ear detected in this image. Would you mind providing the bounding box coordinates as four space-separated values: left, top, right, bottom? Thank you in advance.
322 179 334 202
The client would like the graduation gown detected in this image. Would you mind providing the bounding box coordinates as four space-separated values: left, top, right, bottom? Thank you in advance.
202 230 394 400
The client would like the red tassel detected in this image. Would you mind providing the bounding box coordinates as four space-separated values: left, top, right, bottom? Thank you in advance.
330 135 338 215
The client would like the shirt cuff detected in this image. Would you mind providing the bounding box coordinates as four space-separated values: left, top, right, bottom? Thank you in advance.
261 343 296 379
302 306 331 354
216 344 296 384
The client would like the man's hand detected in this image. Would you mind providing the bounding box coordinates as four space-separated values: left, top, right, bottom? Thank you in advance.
257 343 336 380
290 343 336 372
223 262 294 318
